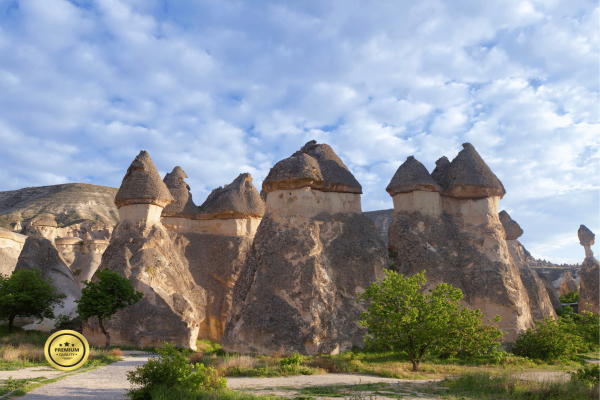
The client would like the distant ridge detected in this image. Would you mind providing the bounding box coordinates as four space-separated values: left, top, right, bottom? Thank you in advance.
0 183 119 230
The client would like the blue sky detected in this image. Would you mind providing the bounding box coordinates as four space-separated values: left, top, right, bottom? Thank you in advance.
0 0 597 263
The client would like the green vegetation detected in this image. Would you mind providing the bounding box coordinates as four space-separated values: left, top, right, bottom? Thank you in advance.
126 343 226 400
357 269 504 372
0 269 67 333
149 386 283 400
76 268 144 350
559 291 579 303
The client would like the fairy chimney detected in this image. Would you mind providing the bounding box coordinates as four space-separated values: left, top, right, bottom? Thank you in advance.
578 225 598 314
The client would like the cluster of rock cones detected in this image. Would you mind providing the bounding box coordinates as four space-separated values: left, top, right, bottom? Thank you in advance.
4 141 598 353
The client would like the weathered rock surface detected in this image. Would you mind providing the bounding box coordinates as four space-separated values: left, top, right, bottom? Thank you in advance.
364 209 393 246
388 149 532 341
262 140 362 194
223 141 387 355
0 183 118 236
578 225 598 314
0 228 26 277
559 272 578 297
539 274 563 310
83 151 205 350
431 143 506 199
499 211 524 240
199 173 265 220
162 167 200 219
56 238 109 288
14 227 81 331
386 156 442 195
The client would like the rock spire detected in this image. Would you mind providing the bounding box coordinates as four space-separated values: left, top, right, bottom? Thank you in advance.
162 166 199 218
199 173 265 219
386 156 441 195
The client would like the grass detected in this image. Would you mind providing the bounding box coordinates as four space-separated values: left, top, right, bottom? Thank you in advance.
150 387 285 400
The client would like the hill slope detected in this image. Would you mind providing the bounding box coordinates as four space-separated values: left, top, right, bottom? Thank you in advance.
0 183 119 231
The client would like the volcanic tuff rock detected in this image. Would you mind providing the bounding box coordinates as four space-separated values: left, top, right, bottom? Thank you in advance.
162 167 200 218
559 272 578 297
0 228 26 277
499 211 524 240
386 156 442 195
539 274 563 310
578 226 598 314
0 183 118 236
387 148 532 341
83 152 205 350
431 143 506 199
56 237 109 289
262 140 362 194
223 142 387 355
364 209 393 246
199 173 265 219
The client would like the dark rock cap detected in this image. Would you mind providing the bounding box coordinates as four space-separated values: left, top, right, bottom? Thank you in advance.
162 166 199 218
578 225 595 246
432 143 506 199
262 140 362 194
114 151 174 208
499 210 524 240
386 156 441 196
32 217 57 228
199 173 265 219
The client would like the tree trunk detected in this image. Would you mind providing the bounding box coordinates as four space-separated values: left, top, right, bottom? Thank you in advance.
8 315 15 333
409 350 419 372
98 317 111 351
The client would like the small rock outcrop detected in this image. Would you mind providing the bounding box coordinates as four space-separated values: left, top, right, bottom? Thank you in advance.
83 151 206 350
499 211 557 321
539 274 563 310
223 141 387 355
163 169 265 343
0 228 26 277
559 272 578 297
14 218 81 331
55 237 109 288
388 147 533 341
578 225 598 314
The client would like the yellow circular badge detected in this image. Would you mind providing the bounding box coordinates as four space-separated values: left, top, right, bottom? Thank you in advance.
44 330 90 371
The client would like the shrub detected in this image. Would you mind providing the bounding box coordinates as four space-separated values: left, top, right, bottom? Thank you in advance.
512 317 582 360
126 343 226 400
559 290 579 303
570 364 600 387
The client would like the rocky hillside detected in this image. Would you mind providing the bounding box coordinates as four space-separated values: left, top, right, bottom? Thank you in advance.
363 209 393 246
0 184 119 233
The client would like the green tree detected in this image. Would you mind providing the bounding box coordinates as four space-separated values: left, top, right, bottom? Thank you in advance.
0 269 66 333
513 316 583 360
76 268 143 350
559 291 579 303
357 269 504 372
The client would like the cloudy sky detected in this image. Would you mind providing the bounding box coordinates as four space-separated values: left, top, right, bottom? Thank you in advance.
0 0 597 263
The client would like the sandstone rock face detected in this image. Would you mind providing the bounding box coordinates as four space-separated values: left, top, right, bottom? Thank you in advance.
578 225 598 314
387 146 533 342
0 228 26 277
55 238 109 289
507 240 557 321
579 257 599 314
83 151 205 350
223 142 387 355
364 209 393 246
14 232 81 331
559 272 578 297
0 183 118 236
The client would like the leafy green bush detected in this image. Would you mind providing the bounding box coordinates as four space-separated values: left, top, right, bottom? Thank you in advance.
512 317 582 360
126 343 226 400
559 290 579 303
570 364 600 388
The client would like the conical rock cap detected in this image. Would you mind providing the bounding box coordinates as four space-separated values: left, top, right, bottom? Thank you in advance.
115 151 174 208
263 140 362 194
433 143 506 199
199 173 265 219
162 166 199 218
386 156 441 196
578 225 595 247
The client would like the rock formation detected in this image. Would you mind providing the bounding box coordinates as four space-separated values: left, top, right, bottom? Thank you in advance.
0 228 26 277
162 168 265 343
223 140 388 355
387 145 533 341
578 225 598 314
539 274 563 310
55 237 110 288
14 218 81 331
83 151 206 350
559 272 578 297
364 209 393 246
499 211 557 321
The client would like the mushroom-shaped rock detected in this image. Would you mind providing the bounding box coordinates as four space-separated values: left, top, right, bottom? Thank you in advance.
199 173 265 219
32 218 58 228
578 225 599 314
386 156 441 196
262 140 362 194
437 143 506 199
578 225 595 258
115 151 174 208
29 217 58 242
499 211 524 240
162 166 199 218
559 272 578 297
